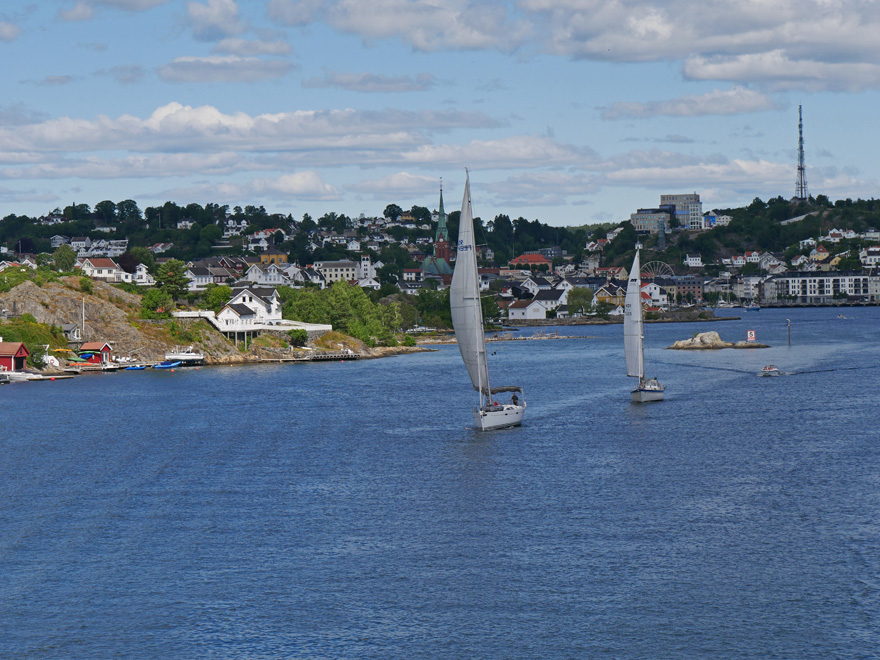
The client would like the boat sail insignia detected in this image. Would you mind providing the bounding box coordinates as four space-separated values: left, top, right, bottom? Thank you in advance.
450 172 525 430
624 247 665 403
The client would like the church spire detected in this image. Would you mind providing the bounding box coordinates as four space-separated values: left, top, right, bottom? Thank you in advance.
435 179 448 245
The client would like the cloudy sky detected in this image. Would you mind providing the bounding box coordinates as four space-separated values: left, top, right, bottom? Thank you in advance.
1 0 877 226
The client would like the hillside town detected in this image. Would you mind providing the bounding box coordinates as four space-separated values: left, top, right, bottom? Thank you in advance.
4 190 880 331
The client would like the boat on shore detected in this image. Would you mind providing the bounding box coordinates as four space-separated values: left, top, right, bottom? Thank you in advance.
164 346 205 366
450 173 525 430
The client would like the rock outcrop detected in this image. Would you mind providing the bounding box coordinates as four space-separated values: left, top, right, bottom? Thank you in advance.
668 331 768 349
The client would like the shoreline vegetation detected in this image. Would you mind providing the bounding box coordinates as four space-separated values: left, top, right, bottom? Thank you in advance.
1 272 748 376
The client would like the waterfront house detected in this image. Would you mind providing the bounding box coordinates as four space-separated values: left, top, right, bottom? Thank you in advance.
507 299 546 320
79 341 112 365
0 341 29 372
226 287 282 323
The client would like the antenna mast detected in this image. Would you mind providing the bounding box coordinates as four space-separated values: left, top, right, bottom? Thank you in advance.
795 105 809 201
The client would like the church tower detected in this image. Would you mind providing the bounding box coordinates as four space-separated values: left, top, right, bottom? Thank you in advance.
434 183 450 263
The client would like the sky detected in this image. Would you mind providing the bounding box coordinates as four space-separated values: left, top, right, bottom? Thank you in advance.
1 0 878 227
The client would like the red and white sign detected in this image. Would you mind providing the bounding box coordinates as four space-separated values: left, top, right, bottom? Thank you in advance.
747 330 756 342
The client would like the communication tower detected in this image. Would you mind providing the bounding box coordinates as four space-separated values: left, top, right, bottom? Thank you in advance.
795 105 809 201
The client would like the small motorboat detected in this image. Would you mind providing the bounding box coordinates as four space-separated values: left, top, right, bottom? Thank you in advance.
125 365 147 370
760 365 781 376
153 360 181 369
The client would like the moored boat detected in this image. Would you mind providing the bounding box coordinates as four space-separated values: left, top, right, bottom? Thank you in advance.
153 360 181 369
164 345 205 366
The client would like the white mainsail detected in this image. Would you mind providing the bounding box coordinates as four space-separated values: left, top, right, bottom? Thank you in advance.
450 173 491 395
623 250 644 380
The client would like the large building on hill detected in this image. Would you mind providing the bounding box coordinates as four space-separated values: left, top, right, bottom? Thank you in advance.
660 193 703 230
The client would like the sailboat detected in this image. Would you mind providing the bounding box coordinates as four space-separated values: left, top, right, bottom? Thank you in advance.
450 173 525 430
624 247 665 403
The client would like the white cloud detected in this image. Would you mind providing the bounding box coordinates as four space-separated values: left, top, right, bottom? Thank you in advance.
0 21 21 42
212 37 291 56
348 171 439 196
157 56 293 83
684 51 880 92
0 102 499 155
59 3 95 21
303 70 437 93
187 0 247 41
266 0 323 26
94 0 170 10
156 172 340 202
601 86 781 120
398 135 600 168
266 0 880 92
269 0 532 52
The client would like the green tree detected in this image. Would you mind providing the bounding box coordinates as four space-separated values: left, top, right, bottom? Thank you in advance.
52 244 77 271
155 259 189 299
204 284 232 312
94 200 117 223
566 287 594 315
129 246 155 270
384 204 403 221
141 288 173 319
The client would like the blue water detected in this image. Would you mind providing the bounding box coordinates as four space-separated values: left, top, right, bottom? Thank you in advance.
1 308 879 659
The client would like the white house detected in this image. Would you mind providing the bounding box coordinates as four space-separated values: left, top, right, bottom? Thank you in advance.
80 257 128 282
641 282 669 310
507 299 546 320
684 254 703 267
226 286 282 323
185 266 213 291
70 236 91 252
243 263 287 287
134 263 155 286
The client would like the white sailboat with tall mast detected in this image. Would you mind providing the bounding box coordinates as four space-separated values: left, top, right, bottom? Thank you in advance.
624 246 665 403
450 172 525 430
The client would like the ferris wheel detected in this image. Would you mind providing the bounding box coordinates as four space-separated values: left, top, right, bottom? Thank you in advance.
641 260 674 280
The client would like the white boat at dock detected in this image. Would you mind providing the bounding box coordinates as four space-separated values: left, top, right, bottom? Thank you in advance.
163 346 205 366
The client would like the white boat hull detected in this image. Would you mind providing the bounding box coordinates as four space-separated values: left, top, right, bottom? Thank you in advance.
473 404 525 431
631 388 664 403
